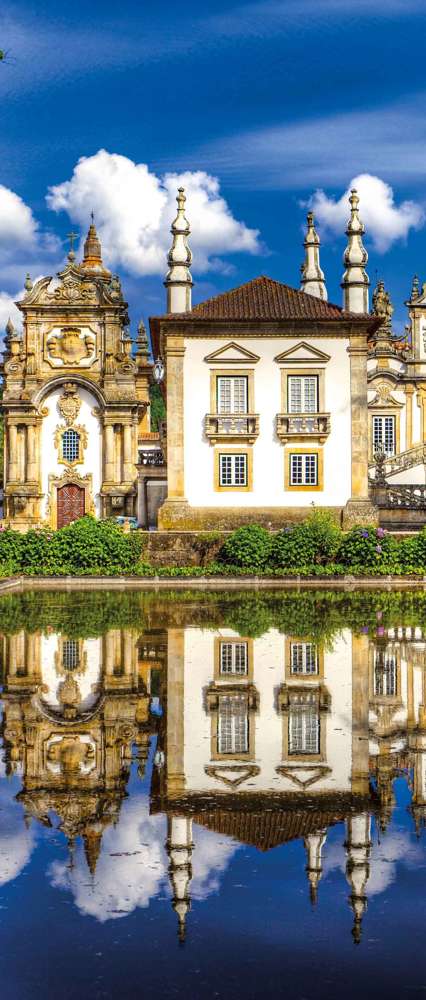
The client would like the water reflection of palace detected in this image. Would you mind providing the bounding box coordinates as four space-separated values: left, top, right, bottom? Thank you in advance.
0 620 424 943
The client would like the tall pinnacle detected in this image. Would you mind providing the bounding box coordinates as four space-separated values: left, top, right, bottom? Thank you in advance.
341 189 369 313
81 217 109 274
164 188 193 313
300 212 328 300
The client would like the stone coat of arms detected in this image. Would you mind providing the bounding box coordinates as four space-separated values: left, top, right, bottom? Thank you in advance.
46 327 96 368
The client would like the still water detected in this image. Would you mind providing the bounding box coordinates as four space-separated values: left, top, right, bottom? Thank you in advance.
0 588 425 999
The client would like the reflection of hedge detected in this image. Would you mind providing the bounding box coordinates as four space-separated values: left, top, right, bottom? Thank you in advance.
2 587 426 642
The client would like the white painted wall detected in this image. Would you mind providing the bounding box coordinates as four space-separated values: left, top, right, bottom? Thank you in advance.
183 336 352 507
40 384 102 519
40 635 102 713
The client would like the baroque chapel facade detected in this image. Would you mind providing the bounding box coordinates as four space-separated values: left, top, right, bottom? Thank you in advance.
1 222 151 529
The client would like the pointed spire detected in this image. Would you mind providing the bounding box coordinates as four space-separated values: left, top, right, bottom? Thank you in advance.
341 189 369 313
344 814 371 945
300 212 328 301
304 830 327 905
164 188 193 313
410 274 420 302
83 828 102 876
81 216 108 273
166 815 193 943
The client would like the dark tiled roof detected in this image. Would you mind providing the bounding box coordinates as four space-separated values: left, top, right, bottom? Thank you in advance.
188 275 345 321
193 808 343 851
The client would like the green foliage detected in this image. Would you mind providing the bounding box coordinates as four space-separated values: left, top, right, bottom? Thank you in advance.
336 526 400 572
149 383 166 432
0 517 146 577
219 524 273 569
271 511 340 569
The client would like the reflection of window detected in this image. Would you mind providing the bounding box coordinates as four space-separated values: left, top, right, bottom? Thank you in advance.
289 704 320 754
217 376 248 414
373 415 395 457
62 428 80 463
290 642 318 675
220 641 248 675
290 453 318 486
218 694 248 753
62 639 80 671
219 453 247 487
374 649 397 696
288 375 318 413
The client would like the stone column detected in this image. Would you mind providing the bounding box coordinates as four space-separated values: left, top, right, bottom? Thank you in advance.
158 335 189 529
104 424 115 482
351 634 370 797
343 333 378 527
8 424 18 482
123 424 133 482
17 426 25 483
166 628 185 797
405 384 414 451
27 424 37 481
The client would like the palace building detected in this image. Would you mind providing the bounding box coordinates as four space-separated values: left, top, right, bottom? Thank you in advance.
3 188 426 530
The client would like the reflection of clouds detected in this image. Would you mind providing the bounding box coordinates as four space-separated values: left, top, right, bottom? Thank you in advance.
192 825 240 900
48 795 239 922
0 786 35 887
324 827 423 896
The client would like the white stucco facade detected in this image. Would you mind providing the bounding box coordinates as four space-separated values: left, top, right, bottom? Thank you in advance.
40 383 102 519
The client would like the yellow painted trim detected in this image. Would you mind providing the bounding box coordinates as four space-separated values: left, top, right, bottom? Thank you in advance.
281 367 325 413
285 637 324 681
214 636 254 683
284 447 324 492
210 369 255 414
369 409 400 461
214 447 253 492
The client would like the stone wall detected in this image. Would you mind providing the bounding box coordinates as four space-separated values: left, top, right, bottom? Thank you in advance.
158 501 344 532
141 531 226 567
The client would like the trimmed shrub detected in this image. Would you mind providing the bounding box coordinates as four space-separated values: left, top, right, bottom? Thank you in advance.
336 525 400 572
219 524 273 570
272 511 341 569
399 528 426 574
0 517 146 576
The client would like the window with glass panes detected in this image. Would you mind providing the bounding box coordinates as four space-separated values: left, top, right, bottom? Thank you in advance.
62 639 80 671
62 428 80 463
289 705 320 755
290 453 318 486
290 642 318 675
288 375 318 413
374 648 397 696
220 641 248 675
219 453 247 487
217 376 248 414
372 415 396 456
218 694 249 753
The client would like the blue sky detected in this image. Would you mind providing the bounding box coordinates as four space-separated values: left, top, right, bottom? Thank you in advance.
1 0 426 338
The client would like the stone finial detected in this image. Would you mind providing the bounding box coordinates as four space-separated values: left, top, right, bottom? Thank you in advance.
371 278 393 346
304 830 327 905
5 316 15 340
24 272 33 292
164 187 193 313
344 813 371 945
341 189 370 313
410 274 420 301
166 815 193 943
81 216 108 273
300 211 328 301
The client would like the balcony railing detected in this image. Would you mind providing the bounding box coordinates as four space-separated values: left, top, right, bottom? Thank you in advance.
204 413 260 444
276 412 331 444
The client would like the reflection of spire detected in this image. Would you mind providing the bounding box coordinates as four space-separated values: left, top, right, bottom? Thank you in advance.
341 189 369 313
166 815 193 943
300 212 327 301
83 827 102 876
304 830 327 905
345 813 371 945
164 188 193 313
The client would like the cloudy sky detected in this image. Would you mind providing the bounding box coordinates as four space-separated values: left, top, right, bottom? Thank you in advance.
1 0 426 335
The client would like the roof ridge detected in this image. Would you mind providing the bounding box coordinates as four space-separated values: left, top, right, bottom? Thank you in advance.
191 273 344 315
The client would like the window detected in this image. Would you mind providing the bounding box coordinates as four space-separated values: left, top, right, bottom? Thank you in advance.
62 639 80 671
289 704 320 755
219 453 247 487
288 375 318 413
374 648 397 696
217 376 248 414
290 642 318 675
218 694 249 753
372 415 396 457
290 453 318 486
62 428 80 463
220 641 248 675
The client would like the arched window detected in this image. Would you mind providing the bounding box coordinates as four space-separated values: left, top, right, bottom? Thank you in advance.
62 428 80 463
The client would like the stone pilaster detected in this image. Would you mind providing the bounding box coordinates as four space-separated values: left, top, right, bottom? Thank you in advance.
343 333 378 528
166 628 185 798
351 634 370 796
158 336 190 528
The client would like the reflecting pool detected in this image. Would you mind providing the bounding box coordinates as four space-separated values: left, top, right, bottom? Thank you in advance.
0 589 425 999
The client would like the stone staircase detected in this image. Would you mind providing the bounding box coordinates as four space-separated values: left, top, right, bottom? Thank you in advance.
369 443 426 477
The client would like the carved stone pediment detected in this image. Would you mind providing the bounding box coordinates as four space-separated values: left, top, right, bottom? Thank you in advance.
369 379 404 408
45 326 97 368
58 383 81 424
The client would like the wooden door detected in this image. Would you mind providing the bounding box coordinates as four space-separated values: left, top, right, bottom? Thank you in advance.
57 484 85 528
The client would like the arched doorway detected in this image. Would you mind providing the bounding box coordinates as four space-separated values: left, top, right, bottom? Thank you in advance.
57 483 85 528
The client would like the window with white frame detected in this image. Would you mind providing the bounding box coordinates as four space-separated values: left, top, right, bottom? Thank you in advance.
290 642 318 675
288 375 318 413
62 428 80 463
374 648 397 697
220 641 248 675
218 694 249 753
289 453 318 486
219 453 248 487
372 415 396 457
217 376 248 414
289 704 320 755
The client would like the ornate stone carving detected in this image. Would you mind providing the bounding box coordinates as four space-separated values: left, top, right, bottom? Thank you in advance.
54 423 88 467
58 383 81 425
46 327 96 368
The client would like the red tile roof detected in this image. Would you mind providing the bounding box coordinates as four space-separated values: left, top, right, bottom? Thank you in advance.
188 275 345 321
193 807 344 851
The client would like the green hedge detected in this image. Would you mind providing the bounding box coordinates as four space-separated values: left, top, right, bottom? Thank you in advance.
0 517 145 576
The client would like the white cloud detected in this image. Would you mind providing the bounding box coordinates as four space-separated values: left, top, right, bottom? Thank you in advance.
324 824 423 897
0 184 38 251
309 174 424 253
0 289 23 331
46 150 261 276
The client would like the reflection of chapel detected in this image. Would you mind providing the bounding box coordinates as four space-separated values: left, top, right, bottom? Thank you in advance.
1 222 152 528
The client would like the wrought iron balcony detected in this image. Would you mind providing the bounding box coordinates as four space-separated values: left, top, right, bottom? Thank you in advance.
276 412 331 444
204 413 260 444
